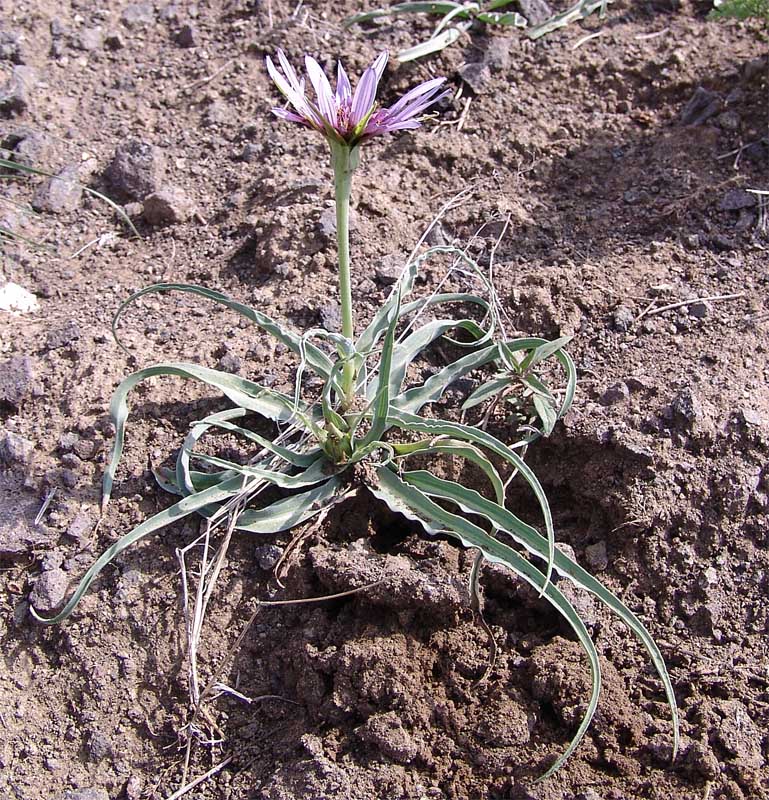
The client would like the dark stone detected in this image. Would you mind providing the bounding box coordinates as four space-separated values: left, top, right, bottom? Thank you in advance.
517 0 553 25
32 165 83 214
86 731 113 762
0 431 35 465
143 187 193 225
0 30 24 64
255 544 282 571
0 65 36 115
105 32 125 50
66 510 95 541
46 320 82 350
375 253 404 285
240 143 260 162
175 23 197 47
29 567 69 612
317 207 337 240
612 305 635 331
457 62 492 94
121 3 155 28
318 302 342 331
0 355 39 408
217 352 241 374
106 139 167 200
680 87 722 126
671 387 704 431
599 381 630 406
718 188 757 212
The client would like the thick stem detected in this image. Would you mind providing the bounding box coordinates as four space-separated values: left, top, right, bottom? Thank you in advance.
330 140 360 407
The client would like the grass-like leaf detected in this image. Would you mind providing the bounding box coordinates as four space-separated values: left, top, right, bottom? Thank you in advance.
371 465 601 778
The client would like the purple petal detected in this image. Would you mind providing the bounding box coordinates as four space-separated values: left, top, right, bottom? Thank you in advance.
370 51 389 82
386 87 451 126
385 77 446 120
276 49 304 95
305 55 337 127
350 67 378 127
271 107 312 125
336 62 352 105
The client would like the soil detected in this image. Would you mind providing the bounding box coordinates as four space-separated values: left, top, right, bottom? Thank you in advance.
1 1 768 799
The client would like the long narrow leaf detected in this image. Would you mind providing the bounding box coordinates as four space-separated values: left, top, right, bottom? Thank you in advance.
102 363 314 511
236 477 345 533
371 466 601 778
32 474 247 625
401 468 679 758
112 284 336 385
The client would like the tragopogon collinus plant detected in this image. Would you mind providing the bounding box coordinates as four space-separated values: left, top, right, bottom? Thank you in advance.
32 49 678 779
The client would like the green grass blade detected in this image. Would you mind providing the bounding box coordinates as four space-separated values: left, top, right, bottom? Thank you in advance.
235 476 345 533
461 376 510 411
371 466 601 777
31 474 247 625
102 363 313 512
397 25 466 61
388 408 556 590
401 468 679 758
476 10 527 25
188 452 336 490
153 466 232 496
112 283 336 385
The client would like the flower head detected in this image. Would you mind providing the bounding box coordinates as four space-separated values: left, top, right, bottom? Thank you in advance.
266 50 450 146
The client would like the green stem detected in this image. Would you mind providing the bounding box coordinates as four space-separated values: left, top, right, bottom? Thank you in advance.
330 140 360 408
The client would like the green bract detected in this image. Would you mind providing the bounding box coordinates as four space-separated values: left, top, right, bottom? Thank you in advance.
32 243 678 779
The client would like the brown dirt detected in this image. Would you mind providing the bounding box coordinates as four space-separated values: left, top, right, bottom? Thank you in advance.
1 1 768 799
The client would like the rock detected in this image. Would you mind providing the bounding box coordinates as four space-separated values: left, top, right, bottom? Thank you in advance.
375 253 404 285
457 62 492 94
0 65 36 115
66 510 95 541
175 23 197 47
483 37 512 72
316 206 337 240
76 27 104 51
29 567 69 612
106 139 167 200
585 541 608 571
121 3 155 28
0 488 57 556
310 539 468 616
1 282 39 314
671 387 704 432
318 302 341 331
517 0 553 25
0 431 35 465
743 55 767 81
143 187 193 225
105 32 125 50
712 700 764 769
623 187 650 205
716 110 740 131
46 320 82 350
240 143 260 162
125 777 142 800
682 740 719 780
612 305 635 331
0 30 24 64
599 381 629 406
86 730 112 762
687 300 710 319
32 165 83 214
217 352 241 374
12 129 51 167
718 188 756 212
355 712 421 764
255 544 282 571
63 790 110 800
0 355 39 408
680 87 722 126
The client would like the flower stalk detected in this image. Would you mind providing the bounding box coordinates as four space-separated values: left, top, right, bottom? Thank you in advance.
330 140 360 407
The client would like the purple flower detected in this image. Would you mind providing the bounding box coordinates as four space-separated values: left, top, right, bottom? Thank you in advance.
266 50 450 145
